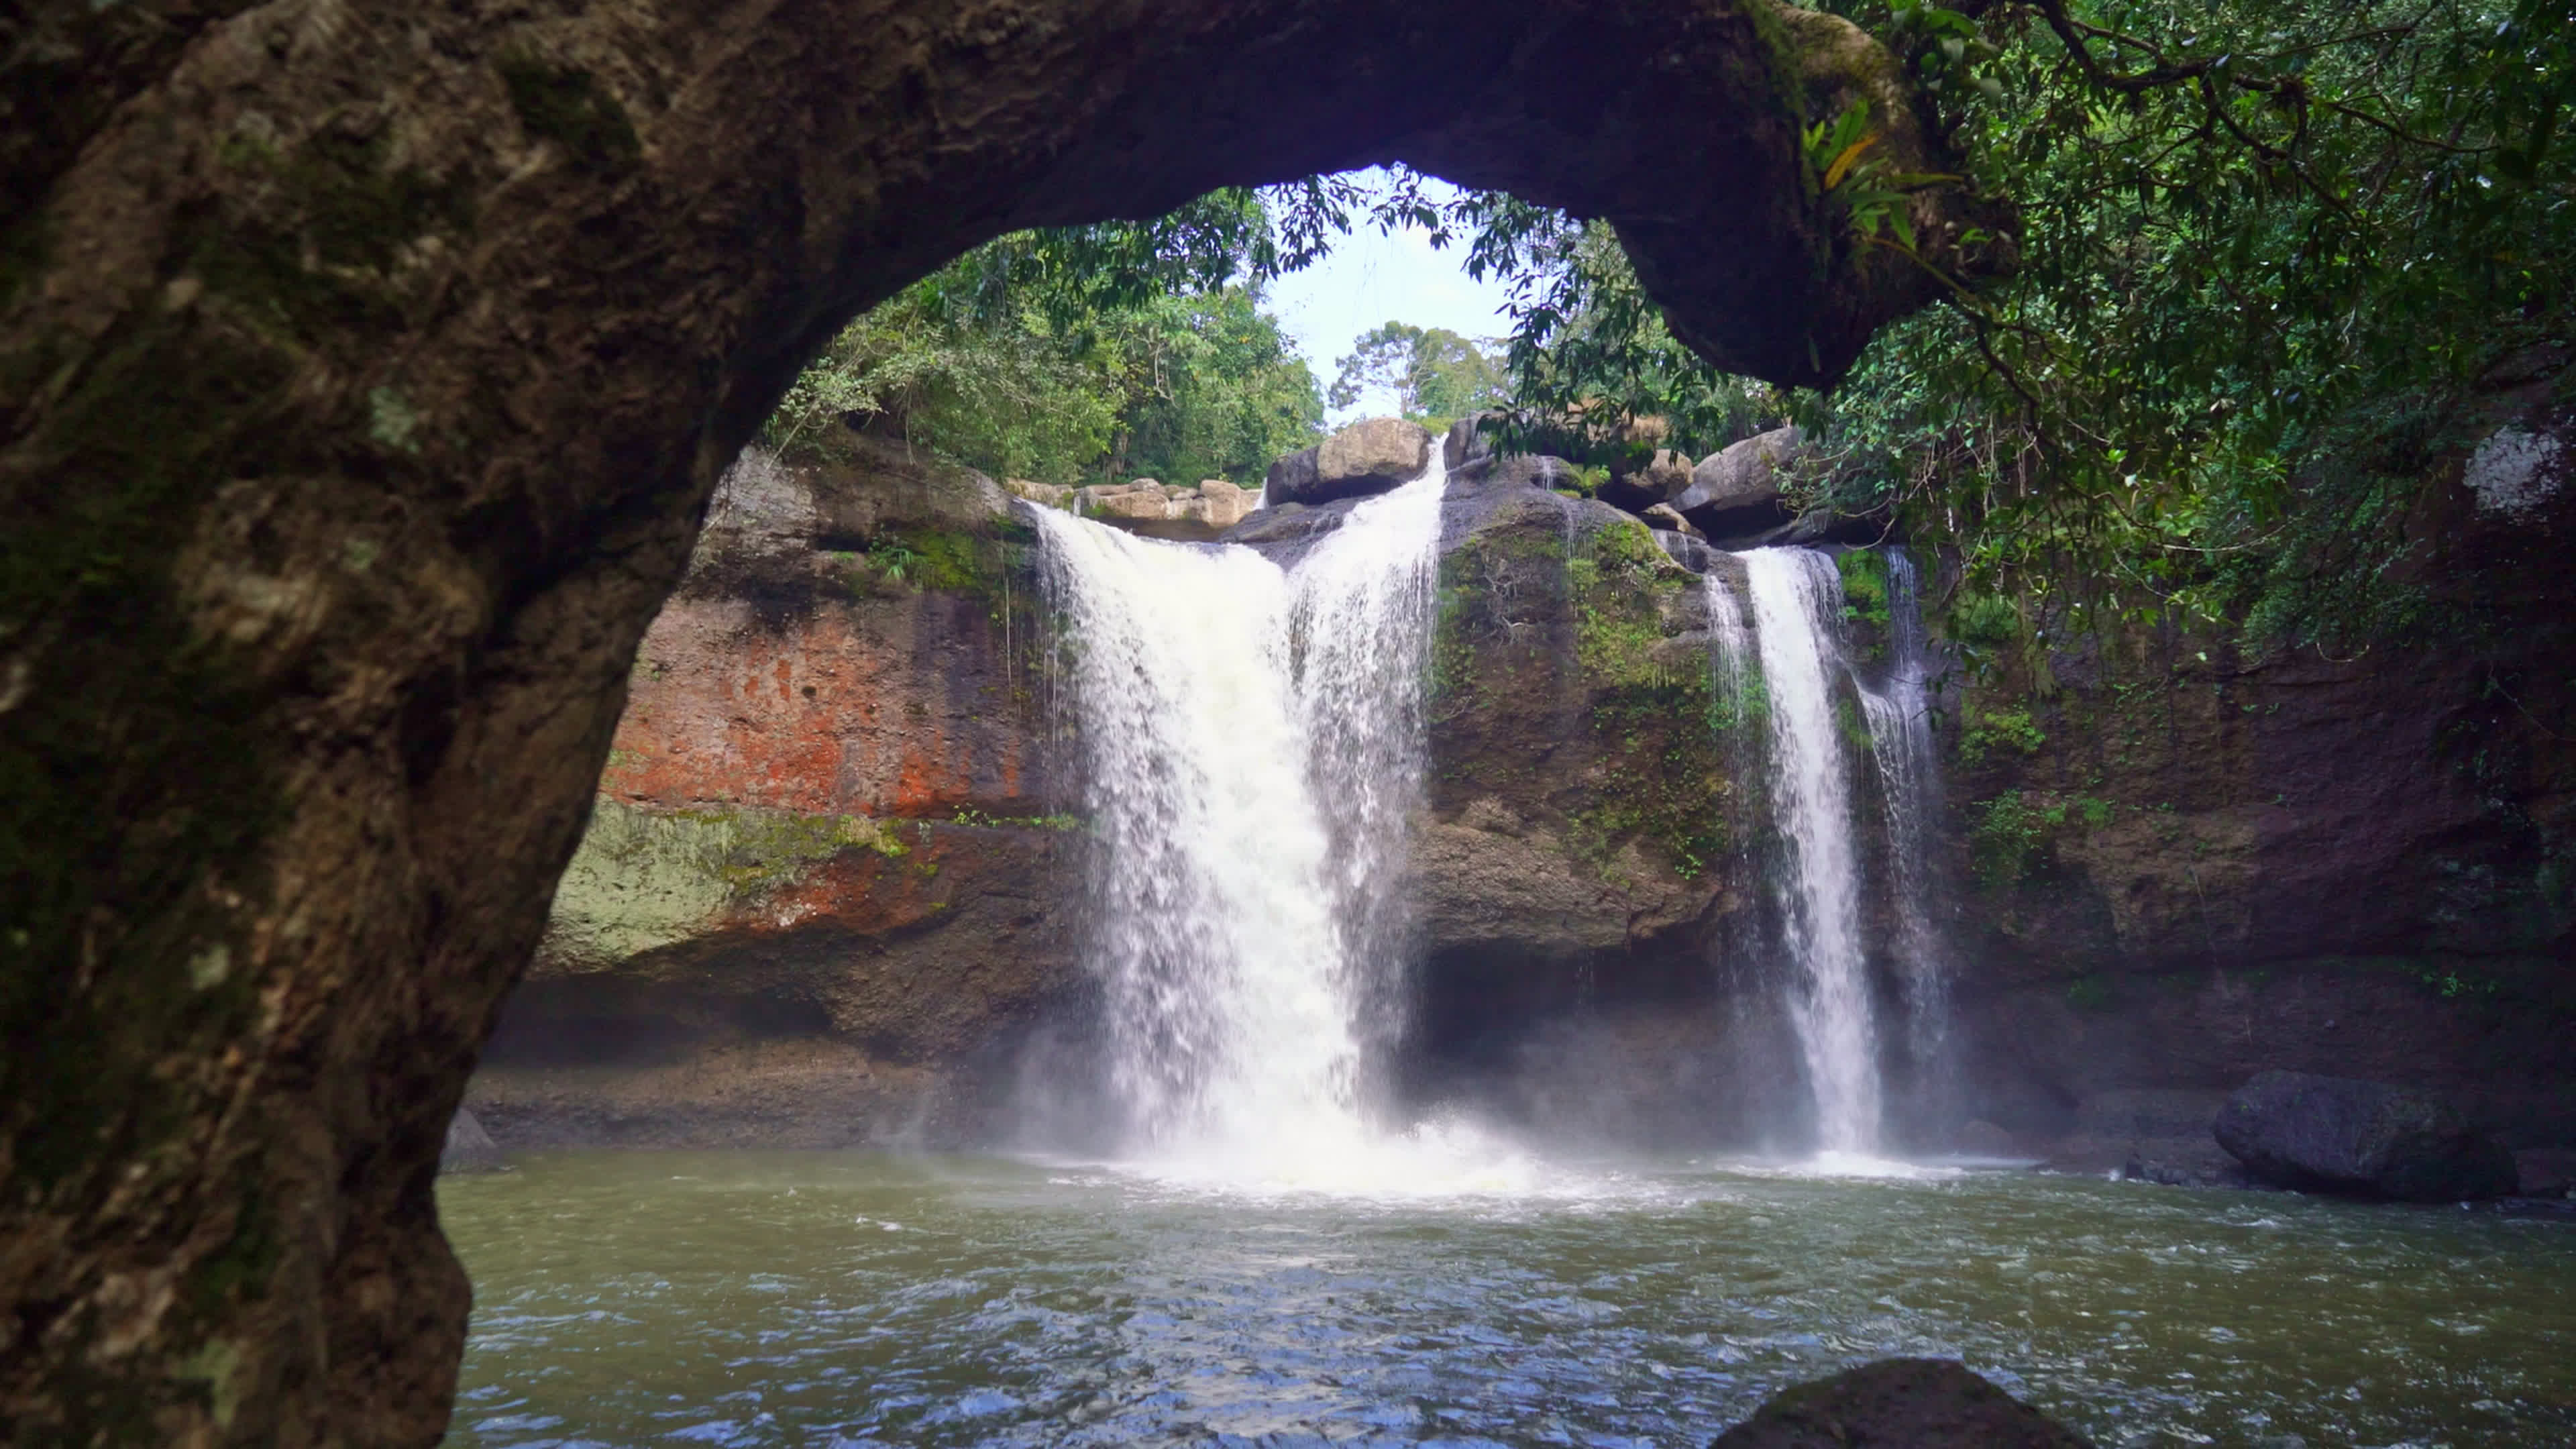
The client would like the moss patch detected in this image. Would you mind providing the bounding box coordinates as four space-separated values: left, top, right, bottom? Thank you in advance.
1567 517 1732 877
542 800 908 967
1958 707 2045 768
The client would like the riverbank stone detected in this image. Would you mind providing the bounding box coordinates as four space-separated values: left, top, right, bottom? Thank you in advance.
2213 1071 2519 1201
440 1108 506 1175
1709 1358 2096 1447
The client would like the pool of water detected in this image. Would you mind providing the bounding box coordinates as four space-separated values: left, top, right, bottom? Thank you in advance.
441 1149 2576 1447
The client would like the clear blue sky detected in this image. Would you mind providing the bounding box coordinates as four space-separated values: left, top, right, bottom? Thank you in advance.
1260 173 1519 425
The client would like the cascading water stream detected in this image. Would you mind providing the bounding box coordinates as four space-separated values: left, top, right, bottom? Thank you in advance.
1738 548 1885 1156
1029 456 1448 1172
1289 471 1447 1081
1857 549 1951 1084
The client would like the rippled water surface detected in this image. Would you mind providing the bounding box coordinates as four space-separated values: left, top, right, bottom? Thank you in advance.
442 1150 2576 1447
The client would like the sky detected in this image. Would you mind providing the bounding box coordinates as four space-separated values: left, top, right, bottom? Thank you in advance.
1260 174 1519 425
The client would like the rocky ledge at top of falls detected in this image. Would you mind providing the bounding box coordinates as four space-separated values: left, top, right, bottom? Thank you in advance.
1016 476 1258 540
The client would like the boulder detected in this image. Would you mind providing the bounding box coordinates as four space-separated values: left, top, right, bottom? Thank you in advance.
1222 500 1344 553
1195 478 1254 529
1681 425 1803 511
2512 1148 2576 1199
1673 425 1803 538
1004 478 1072 508
439 1108 505 1175
1640 502 1701 537
794 434 1013 540
1070 478 1254 537
1075 480 1172 521
1444 412 1503 476
1264 445 1322 504
698 437 1011 582
1266 417 1431 505
2213 1071 2519 1201
1601 447 1696 512
1711 1358 2095 1448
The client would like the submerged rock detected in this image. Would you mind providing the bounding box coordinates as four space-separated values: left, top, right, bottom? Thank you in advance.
1710 1358 2095 1447
439 1108 505 1175
1266 417 1432 505
2214 1071 2519 1201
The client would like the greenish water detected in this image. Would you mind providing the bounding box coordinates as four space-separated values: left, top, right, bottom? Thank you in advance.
441 1150 2576 1447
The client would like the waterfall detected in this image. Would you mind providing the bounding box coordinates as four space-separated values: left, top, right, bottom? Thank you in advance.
1289 472 1446 1076
1704 561 1757 711
1857 549 1950 1085
1738 548 1884 1156
1029 456 1447 1163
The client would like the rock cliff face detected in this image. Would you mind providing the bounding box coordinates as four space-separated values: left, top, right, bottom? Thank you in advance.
522 392 2576 1172
1926 383 2576 1169
472 441 1081 1146
496 437 1772 1147
1398 470 1772 1138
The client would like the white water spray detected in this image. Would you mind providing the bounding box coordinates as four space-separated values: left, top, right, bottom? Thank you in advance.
1030 457 1448 1172
1739 547 1884 1154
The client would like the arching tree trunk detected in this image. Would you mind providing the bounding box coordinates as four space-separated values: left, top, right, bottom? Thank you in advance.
0 0 1994 1440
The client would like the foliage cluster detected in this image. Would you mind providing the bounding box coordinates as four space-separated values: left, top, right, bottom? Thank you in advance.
1354 0 2573 657
766 192 1324 486
1970 786 2112 889
1957 707 2047 767
1327 322 1511 425
1836 549 1891 629
1786 0 2574 656
1566 519 1688 690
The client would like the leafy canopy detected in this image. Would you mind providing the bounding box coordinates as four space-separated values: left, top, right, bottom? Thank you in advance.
1440 0 2575 653
1326 323 1511 423
765 191 1323 486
